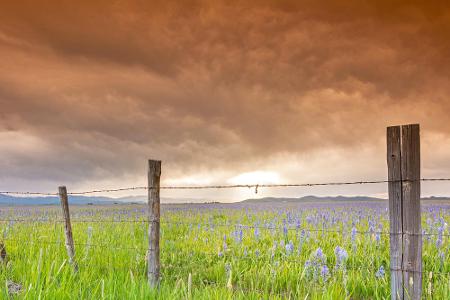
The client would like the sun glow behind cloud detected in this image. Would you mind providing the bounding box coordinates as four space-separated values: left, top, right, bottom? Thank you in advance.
228 171 281 185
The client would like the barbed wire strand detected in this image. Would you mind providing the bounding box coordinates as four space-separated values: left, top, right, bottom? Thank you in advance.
1 178 450 196
161 254 450 276
3 238 449 276
1 219 449 237
2 237 146 252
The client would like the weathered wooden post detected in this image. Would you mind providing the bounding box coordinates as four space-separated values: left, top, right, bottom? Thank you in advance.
147 160 161 287
387 124 421 299
400 124 422 300
387 125 403 299
59 186 78 272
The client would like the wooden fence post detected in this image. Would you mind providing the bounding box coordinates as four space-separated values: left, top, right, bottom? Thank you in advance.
387 124 421 300
387 125 403 299
147 160 161 288
59 186 78 272
400 124 422 300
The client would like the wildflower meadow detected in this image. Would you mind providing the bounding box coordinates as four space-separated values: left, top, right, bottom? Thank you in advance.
0 200 449 299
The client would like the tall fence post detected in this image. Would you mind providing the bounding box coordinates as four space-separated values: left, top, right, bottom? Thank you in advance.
400 124 422 300
59 186 78 272
387 125 403 299
147 160 161 288
387 124 421 300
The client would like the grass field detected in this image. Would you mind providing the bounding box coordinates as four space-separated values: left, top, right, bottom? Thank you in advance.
0 201 448 299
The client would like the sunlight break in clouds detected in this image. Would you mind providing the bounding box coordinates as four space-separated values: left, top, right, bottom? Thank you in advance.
228 171 281 185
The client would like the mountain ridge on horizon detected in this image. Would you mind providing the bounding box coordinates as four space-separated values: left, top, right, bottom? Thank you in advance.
1 193 449 205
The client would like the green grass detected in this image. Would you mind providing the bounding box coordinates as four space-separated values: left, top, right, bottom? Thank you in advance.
0 204 448 299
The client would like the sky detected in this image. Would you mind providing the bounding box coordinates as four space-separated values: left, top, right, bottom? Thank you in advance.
1 0 450 201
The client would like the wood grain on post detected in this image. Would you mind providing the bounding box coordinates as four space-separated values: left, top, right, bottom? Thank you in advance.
387 124 422 300
59 186 78 272
147 160 161 288
400 124 421 300
387 125 403 300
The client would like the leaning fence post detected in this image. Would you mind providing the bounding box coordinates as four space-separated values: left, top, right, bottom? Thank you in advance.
59 186 78 272
147 160 161 288
387 124 421 300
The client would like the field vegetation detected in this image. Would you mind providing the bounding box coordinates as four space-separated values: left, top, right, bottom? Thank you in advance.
0 201 448 299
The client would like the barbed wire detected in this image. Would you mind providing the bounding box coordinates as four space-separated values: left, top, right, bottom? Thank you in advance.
1 219 449 237
2 178 450 196
160 253 450 277
0 191 59 196
0 218 149 224
132 251 450 277
2 238 449 282
3 238 449 276
2 237 147 251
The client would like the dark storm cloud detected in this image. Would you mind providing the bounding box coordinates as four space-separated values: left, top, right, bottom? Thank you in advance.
0 0 449 192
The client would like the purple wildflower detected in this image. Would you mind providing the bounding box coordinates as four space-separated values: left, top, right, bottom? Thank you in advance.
283 224 288 237
225 263 231 276
304 260 311 276
321 265 329 280
254 228 260 239
375 266 385 278
285 241 294 255
315 248 324 261
334 246 348 269
351 226 357 250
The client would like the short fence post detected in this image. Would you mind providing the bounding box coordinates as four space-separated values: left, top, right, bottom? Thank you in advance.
59 186 78 272
387 124 421 300
147 160 161 288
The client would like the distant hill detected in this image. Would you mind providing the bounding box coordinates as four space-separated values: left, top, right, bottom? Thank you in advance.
240 195 383 204
0 194 117 205
422 196 450 201
0 194 209 205
240 195 450 204
0 194 449 205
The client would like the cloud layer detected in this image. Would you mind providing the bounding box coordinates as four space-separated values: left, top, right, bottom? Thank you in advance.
1 1 449 198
